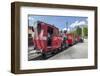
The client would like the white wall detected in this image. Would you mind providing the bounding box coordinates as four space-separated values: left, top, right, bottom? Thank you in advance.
0 0 100 76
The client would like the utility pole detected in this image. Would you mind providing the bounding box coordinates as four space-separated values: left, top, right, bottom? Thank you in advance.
66 22 68 33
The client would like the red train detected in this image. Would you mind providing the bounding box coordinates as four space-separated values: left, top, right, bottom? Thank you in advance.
30 21 83 58
33 21 62 57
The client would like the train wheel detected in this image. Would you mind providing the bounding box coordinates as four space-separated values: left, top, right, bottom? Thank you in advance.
42 53 47 59
51 50 56 54
52 49 58 54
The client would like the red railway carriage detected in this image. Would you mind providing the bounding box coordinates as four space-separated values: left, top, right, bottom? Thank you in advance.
66 34 75 45
65 33 83 45
76 35 84 42
62 31 75 47
33 21 62 56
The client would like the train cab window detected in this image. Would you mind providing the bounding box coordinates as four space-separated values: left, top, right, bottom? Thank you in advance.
47 27 53 46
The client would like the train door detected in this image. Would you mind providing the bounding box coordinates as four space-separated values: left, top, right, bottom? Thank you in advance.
47 26 53 46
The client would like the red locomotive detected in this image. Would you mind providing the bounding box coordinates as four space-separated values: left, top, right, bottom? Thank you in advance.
60 31 75 48
33 21 62 57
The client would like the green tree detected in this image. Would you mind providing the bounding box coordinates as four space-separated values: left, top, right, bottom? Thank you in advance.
76 26 82 36
83 27 88 37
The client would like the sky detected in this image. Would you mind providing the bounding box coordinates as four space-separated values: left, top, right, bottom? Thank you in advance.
28 15 88 31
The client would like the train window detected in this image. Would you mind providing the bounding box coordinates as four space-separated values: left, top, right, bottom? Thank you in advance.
47 27 53 35
53 28 59 36
28 34 32 38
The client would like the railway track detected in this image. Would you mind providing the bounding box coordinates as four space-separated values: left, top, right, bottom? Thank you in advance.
28 43 77 61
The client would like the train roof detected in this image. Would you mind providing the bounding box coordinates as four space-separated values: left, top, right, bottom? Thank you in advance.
37 21 59 30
